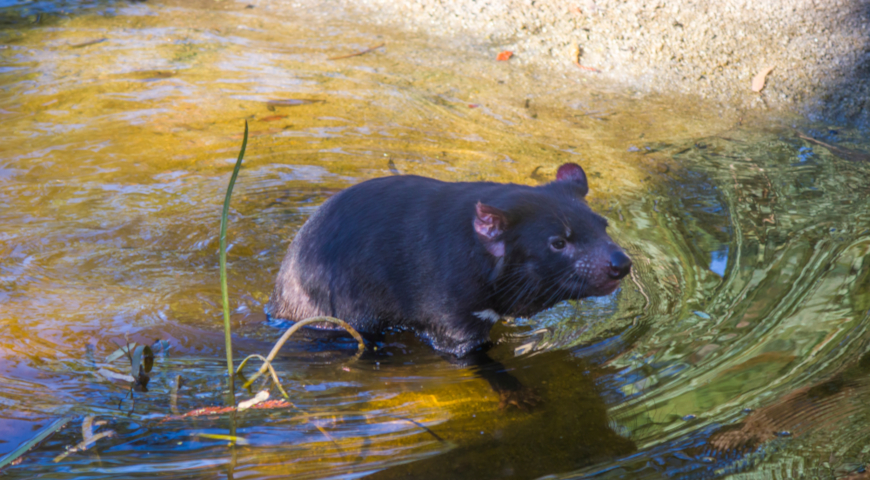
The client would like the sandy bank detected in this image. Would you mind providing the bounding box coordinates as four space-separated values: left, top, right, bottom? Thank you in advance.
320 0 870 128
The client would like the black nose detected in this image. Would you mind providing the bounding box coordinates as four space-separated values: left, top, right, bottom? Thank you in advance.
608 251 632 279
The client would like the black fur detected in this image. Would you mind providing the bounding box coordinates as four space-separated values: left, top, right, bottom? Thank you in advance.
268 163 630 357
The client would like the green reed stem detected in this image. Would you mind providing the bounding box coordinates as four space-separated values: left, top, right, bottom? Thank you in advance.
0 416 72 470
220 120 248 405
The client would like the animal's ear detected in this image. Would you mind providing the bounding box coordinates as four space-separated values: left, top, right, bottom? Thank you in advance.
554 163 589 197
474 202 507 257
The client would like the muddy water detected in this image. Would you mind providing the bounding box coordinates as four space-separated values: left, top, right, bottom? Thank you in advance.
2 1 870 478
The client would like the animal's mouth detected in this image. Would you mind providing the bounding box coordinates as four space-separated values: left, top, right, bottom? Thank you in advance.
575 276 621 298
596 278 622 296
547 271 624 307
556 274 616 300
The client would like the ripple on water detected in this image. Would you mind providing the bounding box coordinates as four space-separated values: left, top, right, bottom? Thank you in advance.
1 0 870 478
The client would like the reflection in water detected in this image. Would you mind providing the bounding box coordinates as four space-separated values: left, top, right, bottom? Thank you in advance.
709 247 728 277
1 0 870 478
369 349 637 480
564 134 870 479
576 351 870 479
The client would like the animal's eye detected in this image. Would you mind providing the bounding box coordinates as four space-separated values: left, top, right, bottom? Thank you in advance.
550 238 567 251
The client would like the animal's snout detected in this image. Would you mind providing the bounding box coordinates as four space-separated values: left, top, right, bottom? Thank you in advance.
608 250 632 279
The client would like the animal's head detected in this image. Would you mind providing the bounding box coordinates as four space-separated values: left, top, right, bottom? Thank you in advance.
474 163 631 314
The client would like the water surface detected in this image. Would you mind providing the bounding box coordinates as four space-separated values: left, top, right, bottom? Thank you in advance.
2 1 870 478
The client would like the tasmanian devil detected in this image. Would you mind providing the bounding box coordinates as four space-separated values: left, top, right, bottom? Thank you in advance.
267 163 631 405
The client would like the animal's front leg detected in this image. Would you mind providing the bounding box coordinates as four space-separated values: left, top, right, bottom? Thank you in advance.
449 347 541 411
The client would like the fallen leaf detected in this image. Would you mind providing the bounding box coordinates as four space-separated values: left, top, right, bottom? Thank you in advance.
193 433 249 445
468 104 479 108
106 344 135 363
238 390 270 411
751 66 775 92
256 399 293 409
159 399 294 423
259 114 288 122
388 158 401 175
571 44 600 72
96 368 135 383
574 62 600 72
496 51 513 61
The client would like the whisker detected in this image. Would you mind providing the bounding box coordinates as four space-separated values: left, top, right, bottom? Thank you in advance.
501 267 568 315
541 270 575 308
504 270 555 314
542 278 570 308
487 272 530 300
504 278 537 314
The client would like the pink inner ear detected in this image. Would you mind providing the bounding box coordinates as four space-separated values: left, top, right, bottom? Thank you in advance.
474 203 506 240
556 163 586 182
474 203 507 257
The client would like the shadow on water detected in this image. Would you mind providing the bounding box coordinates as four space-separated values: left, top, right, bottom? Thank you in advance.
368 349 638 480
2 0 870 478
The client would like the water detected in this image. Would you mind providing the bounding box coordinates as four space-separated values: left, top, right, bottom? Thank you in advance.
2 1 870 478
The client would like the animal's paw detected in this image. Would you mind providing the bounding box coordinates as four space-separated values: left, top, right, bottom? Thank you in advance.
498 385 541 411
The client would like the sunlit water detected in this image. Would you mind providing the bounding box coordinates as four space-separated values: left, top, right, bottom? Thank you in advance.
2 0 870 478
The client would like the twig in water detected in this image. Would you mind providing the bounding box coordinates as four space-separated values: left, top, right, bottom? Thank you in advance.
329 42 385 60
236 354 290 399
70 38 106 48
381 413 445 442
798 133 870 162
242 316 364 389
170 375 183 415
53 431 116 463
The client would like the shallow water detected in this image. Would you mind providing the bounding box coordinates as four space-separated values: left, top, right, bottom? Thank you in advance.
2 1 870 478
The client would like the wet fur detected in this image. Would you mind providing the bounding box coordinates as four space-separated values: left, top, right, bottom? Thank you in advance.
268 166 625 357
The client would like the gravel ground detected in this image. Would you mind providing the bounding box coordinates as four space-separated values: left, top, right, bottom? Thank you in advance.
320 0 870 128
